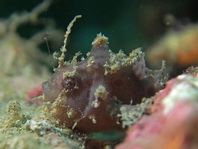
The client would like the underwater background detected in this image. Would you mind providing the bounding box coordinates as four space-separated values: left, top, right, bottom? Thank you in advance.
1 0 197 58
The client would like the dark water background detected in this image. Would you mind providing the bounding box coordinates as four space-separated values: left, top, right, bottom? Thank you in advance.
0 0 197 58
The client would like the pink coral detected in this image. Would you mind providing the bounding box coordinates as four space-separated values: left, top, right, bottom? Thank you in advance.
116 74 198 149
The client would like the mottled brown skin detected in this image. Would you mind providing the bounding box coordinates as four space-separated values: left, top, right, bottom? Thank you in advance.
42 36 163 133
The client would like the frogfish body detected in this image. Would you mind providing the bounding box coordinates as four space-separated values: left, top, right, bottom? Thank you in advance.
42 34 166 133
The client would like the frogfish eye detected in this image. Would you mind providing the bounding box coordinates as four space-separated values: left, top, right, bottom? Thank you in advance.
62 77 77 90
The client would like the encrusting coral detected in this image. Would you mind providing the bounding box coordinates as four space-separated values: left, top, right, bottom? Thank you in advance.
116 68 198 149
42 16 167 133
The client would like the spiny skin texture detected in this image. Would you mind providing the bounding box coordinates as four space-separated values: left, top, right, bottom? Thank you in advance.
42 35 166 133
